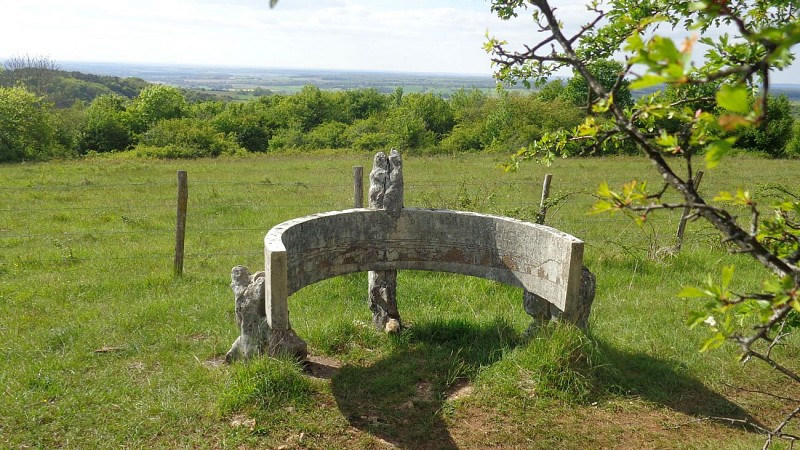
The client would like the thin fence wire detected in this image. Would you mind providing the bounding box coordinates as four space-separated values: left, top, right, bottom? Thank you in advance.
0 175 704 270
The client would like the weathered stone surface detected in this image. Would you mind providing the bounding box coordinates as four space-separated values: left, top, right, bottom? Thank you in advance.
367 152 388 209
251 150 593 359
266 328 307 359
225 265 306 363
384 148 404 218
367 149 403 331
523 266 595 334
225 265 269 363
368 270 400 331
267 208 584 311
263 208 588 347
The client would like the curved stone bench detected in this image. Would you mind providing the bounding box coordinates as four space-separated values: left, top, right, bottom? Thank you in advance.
224 207 592 361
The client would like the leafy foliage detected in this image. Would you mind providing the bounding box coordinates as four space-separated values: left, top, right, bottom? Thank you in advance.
562 59 633 110
127 85 189 134
0 86 60 162
80 94 133 153
211 98 278 152
0 56 794 161
487 0 800 445
790 120 800 157
136 118 243 158
735 94 795 157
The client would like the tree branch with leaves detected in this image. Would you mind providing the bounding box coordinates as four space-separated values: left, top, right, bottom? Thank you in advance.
488 0 799 446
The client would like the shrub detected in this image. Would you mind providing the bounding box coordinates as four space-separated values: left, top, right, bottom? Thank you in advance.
127 85 188 134
274 85 329 132
0 86 60 162
735 94 794 157
481 93 583 154
305 121 348 149
136 118 242 158
344 116 391 151
385 106 438 152
80 94 132 153
562 59 633 110
339 88 390 122
51 102 84 157
787 120 800 158
352 132 390 152
267 126 306 151
440 123 485 152
400 93 455 137
211 100 279 152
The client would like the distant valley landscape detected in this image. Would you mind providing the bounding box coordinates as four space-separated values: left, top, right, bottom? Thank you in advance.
60 61 507 97
58 61 800 107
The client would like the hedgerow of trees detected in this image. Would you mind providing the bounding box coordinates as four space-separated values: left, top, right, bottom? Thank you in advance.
0 52 798 163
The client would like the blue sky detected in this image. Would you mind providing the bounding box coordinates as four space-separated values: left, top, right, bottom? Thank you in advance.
2 0 798 83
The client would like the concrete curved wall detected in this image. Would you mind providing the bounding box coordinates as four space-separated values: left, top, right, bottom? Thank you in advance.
264 208 584 329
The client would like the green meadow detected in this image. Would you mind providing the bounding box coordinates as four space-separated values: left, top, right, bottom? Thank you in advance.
1 152 797 448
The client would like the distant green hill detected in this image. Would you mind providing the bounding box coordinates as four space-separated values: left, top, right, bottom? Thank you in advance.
0 68 150 107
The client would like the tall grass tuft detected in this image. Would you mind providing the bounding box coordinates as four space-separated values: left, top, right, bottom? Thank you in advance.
220 356 315 413
311 319 384 355
476 322 608 404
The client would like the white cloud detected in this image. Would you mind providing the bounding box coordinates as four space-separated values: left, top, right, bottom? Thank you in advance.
0 0 797 83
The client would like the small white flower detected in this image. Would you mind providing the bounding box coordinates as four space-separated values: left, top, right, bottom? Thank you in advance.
704 316 717 327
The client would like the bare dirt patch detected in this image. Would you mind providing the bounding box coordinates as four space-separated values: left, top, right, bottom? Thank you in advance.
446 398 764 449
202 355 226 368
303 354 343 379
446 380 474 401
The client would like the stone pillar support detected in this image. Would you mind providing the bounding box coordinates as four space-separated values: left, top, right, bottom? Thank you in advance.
225 264 306 364
368 149 403 332
523 266 596 335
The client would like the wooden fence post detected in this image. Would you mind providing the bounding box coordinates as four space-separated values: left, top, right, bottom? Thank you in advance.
174 170 188 276
353 166 364 208
675 171 704 252
536 174 553 225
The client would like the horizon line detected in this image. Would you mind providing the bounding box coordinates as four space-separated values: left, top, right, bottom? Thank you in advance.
57 59 496 79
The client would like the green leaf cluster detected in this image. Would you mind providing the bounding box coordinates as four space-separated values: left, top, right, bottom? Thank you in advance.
0 86 63 162
487 0 800 389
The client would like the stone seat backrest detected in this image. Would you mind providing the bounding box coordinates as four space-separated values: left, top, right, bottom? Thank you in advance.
263 207 584 331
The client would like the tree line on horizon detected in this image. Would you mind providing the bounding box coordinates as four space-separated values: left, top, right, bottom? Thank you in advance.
0 58 798 163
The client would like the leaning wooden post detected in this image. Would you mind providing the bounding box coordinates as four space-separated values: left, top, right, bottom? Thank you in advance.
536 174 553 225
174 170 188 276
353 166 364 208
675 171 704 252
367 149 403 332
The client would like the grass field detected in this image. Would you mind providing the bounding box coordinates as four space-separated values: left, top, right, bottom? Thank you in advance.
1 152 798 449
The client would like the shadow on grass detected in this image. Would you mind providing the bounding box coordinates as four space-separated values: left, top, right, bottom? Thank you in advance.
592 338 764 431
328 319 762 448
330 318 520 450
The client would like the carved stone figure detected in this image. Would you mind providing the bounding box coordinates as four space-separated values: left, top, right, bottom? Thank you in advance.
368 152 388 209
368 149 403 332
384 148 404 218
225 265 269 363
225 265 307 363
